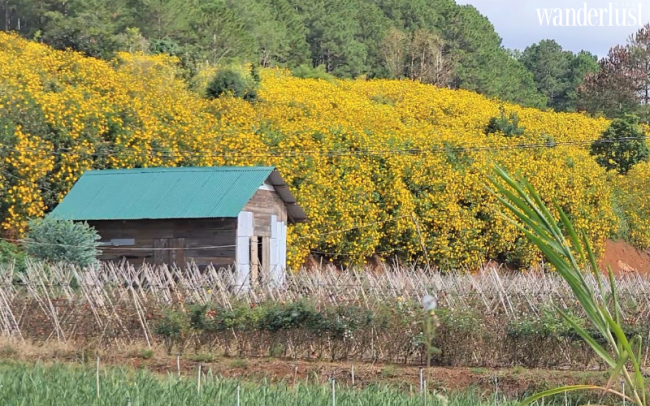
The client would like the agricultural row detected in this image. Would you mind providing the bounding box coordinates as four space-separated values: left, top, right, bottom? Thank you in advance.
3 262 650 369
0 33 647 268
2 362 597 406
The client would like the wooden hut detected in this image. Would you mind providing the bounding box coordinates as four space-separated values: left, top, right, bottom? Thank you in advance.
50 166 307 286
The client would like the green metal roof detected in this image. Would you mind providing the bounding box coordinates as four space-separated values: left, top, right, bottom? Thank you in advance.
50 166 298 221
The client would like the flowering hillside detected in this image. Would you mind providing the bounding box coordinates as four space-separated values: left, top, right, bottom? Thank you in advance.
0 33 623 269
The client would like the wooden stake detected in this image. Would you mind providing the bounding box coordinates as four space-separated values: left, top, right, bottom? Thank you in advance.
351 364 355 386
411 213 431 271
177 355 181 377
423 380 427 406
197 363 202 394
96 356 100 399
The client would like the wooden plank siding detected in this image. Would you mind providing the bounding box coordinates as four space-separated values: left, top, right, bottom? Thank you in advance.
87 189 289 275
243 189 288 283
244 189 288 236
89 218 237 268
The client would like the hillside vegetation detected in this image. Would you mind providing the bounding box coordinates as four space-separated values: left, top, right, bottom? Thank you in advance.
0 33 644 269
3 0 601 111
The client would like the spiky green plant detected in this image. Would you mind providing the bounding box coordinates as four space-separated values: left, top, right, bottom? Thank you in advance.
489 164 646 406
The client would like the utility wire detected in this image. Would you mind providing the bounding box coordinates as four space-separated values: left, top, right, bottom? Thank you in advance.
0 136 649 159
0 237 236 251
0 215 409 251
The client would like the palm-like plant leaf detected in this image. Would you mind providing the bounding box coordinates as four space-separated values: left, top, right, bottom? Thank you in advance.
489 164 646 406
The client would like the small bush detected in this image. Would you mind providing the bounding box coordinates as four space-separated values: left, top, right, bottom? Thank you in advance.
206 68 257 102
155 309 191 355
0 241 28 272
229 358 248 368
24 217 100 267
149 38 181 56
188 353 214 363
139 349 154 359
291 64 335 82
261 301 321 333
485 106 526 137
591 114 649 174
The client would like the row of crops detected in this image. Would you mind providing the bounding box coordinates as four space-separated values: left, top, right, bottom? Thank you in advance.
0 362 611 406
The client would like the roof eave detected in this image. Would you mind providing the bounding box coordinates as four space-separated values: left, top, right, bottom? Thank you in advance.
268 169 308 224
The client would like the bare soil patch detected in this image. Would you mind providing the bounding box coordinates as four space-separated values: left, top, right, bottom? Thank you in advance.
600 240 650 274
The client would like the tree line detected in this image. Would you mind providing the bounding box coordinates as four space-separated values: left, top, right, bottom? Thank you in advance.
2 0 650 117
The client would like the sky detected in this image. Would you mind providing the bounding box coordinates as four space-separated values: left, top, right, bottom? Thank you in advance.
457 0 647 57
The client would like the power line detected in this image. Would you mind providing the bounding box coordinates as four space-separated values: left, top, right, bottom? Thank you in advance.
0 135 649 159
0 215 409 251
0 170 58 194
0 237 236 251
295 215 410 241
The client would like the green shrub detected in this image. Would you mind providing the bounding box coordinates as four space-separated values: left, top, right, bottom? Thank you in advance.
155 309 190 355
0 241 28 272
229 358 248 368
485 106 526 137
261 301 321 333
206 68 257 101
149 38 181 56
188 353 214 363
291 64 335 82
23 217 100 267
40 19 119 60
590 113 649 174
318 305 373 339
138 349 154 359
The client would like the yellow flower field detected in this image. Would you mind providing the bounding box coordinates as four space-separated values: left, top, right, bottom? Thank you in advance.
0 33 623 269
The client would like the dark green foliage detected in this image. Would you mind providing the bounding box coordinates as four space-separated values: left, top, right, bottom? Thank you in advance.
155 308 191 354
250 64 261 84
520 40 599 112
206 69 258 102
149 38 181 56
40 24 120 59
291 64 335 81
485 107 526 137
260 301 320 332
0 241 28 272
439 5 545 108
590 114 649 174
156 298 649 368
24 217 101 267
442 142 473 170
2 0 578 108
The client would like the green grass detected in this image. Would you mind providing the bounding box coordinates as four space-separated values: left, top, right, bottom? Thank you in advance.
187 353 214 363
229 358 248 369
380 364 398 378
0 361 621 406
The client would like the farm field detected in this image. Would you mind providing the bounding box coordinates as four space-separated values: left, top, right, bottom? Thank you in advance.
1 262 650 369
0 360 619 406
0 261 637 405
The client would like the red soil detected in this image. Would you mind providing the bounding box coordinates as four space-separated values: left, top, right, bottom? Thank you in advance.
600 240 650 275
